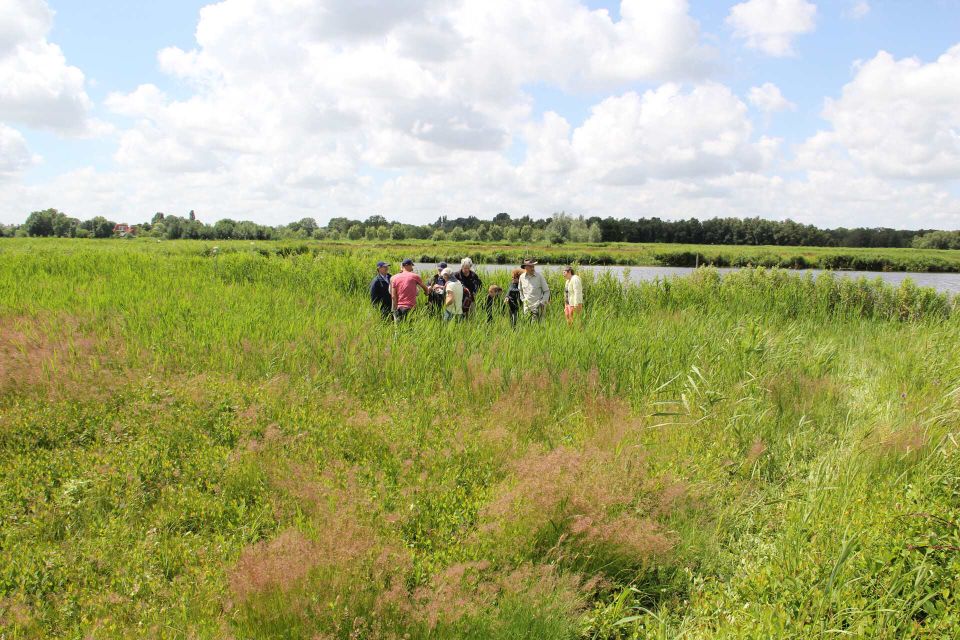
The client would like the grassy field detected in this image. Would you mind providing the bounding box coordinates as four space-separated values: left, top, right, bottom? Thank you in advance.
1 238 959 639
313 238 960 272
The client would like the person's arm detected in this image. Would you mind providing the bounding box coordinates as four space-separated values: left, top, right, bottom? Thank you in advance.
417 274 429 295
573 276 583 306
540 274 550 305
445 288 454 307
390 279 398 310
370 278 377 303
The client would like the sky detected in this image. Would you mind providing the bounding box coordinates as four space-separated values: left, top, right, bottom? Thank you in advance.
1 0 959 229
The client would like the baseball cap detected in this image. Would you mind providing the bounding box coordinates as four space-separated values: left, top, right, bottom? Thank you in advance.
401 258 415 266
376 261 390 268
438 261 448 269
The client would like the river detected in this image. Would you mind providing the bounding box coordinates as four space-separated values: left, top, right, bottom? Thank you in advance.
413 263 960 295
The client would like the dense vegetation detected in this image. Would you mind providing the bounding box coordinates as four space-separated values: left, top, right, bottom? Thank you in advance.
4 208 956 250
1 239 959 638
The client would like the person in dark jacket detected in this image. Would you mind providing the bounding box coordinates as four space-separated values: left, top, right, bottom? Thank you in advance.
455 257 482 316
426 262 448 314
483 285 505 322
369 261 392 319
506 268 522 327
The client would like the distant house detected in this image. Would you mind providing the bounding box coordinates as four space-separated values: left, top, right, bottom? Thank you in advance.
113 223 136 237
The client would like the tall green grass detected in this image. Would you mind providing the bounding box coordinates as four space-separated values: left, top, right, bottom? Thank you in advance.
0 239 958 638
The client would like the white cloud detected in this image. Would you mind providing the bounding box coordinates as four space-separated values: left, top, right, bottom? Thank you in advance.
727 0 817 57
3 0 960 230
845 1 870 20
568 83 771 184
0 0 95 133
813 45 960 181
0 0 51 55
88 0 715 221
0 124 36 178
748 82 795 112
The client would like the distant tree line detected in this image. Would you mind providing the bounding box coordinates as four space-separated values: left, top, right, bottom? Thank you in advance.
3 207 955 249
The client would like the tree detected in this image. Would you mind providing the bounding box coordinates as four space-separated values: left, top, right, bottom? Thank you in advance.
519 225 533 242
390 225 406 240
505 227 520 242
89 216 115 238
588 222 602 243
24 209 56 236
545 212 573 244
188 210 196 221
431 229 447 241
213 219 237 239
449 226 465 242
295 217 318 235
347 224 364 240
151 212 165 224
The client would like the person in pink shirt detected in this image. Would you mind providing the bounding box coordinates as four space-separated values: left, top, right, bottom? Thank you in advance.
390 258 429 322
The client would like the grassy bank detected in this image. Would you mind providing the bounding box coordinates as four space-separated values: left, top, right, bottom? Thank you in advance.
1 239 959 638
6 236 960 272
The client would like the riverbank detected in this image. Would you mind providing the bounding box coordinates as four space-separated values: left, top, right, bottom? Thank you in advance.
4 237 960 272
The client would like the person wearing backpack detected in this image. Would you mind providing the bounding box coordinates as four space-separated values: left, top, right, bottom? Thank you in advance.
455 257 482 316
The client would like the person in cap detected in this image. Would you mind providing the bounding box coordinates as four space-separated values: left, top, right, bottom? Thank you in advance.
390 258 429 322
455 257 482 315
518 259 550 321
441 268 464 321
369 261 392 319
507 269 523 327
426 262 449 313
562 266 584 326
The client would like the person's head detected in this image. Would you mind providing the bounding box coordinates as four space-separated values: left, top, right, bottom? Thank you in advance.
401 258 415 271
563 266 574 280
376 261 390 275
522 259 537 274
437 262 448 273
488 285 503 297
461 257 473 273
511 269 523 283
441 267 456 281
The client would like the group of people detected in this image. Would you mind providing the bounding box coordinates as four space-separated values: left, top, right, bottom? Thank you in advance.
369 257 584 325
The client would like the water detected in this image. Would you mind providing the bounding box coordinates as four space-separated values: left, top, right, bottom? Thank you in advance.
413 263 960 295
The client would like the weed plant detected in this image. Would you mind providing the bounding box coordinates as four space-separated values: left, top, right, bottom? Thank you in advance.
0 239 958 638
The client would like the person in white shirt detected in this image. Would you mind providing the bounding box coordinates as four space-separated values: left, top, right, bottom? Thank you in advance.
518 259 550 321
441 268 464 321
562 266 583 326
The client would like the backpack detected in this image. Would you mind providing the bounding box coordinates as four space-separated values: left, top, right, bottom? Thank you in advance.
461 286 475 314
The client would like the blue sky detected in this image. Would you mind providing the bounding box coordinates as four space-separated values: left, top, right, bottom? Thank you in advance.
2 0 959 227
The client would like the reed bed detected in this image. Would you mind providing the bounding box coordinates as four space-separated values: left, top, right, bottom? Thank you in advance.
0 239 958 638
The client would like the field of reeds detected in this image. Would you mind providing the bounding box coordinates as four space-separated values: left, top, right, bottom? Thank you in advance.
313 238 960 273
1 238 959 639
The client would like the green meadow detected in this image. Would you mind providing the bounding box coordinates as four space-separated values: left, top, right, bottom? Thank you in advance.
318 238 960 272
1 238 959 639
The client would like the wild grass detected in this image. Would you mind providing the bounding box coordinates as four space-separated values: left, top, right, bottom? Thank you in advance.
0 238 958 638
